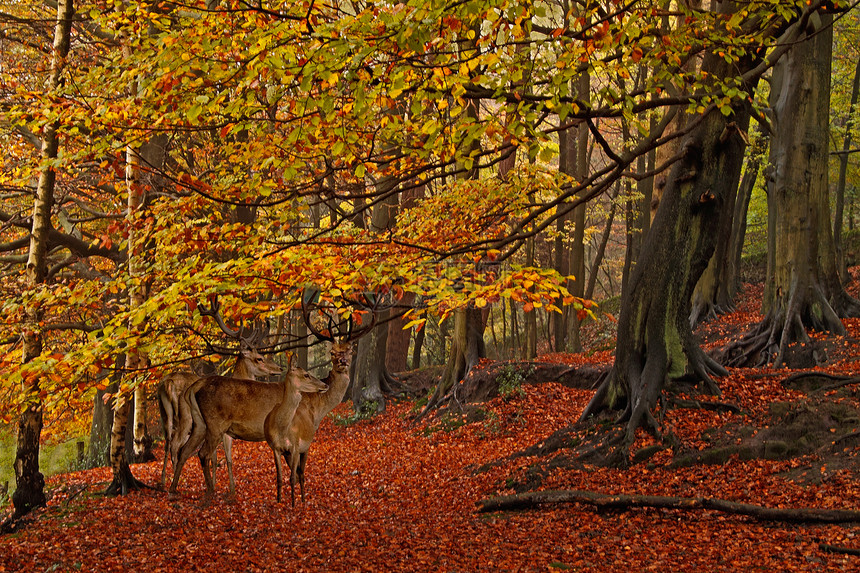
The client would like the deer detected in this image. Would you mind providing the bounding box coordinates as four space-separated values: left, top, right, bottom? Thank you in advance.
157 340 282 488
159 298 281 490
271 295 376 505
273 339 354 506
169 360 328 500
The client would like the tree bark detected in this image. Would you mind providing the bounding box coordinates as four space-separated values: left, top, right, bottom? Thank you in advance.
688 112 750 326
87 363 121 468
9 0 74 523
833 55 860 283
418 306 486 418
581 3 757 461
725 14 860 367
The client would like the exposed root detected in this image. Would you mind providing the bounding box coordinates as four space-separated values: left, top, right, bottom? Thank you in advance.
478 488 860 523
104 461 149 496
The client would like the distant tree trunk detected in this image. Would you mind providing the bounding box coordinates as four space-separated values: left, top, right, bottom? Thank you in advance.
353 307 396 413
834 56 860 283
553 127 573 351
7 0 73 525
727 130 767 296
585 198 616 300
292 312 309 370
385 293 414 374
106 102 147 494
420 306 486 417
569 72 590 349
523 234 537 359
622 120 655 296
689 111 751 326
87 363 121 468
351 178 399 414
411 318 425 370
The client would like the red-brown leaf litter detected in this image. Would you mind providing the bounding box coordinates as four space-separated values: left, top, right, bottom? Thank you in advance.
2 284 859 572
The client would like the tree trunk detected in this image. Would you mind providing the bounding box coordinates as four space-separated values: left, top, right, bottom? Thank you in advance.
553 128 573 351
87 363 121 468
581 12 755 460
385 293 414 374
688 113 750 326
411 318 425 370
725 14 860 367
8 0 74 523
727 130 767 298
834 56 860 283
353 308 394 414
107 81 148 493
418 306 486 418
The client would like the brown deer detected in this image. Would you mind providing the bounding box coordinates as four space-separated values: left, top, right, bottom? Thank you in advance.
276 340 354 506
159 298 280 490
157 340 281 488
169 362 327 500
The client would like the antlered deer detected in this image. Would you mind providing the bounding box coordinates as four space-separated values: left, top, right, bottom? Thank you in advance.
157 340 281 488
169 362 327 500
266 340 353 504
159 298 280 489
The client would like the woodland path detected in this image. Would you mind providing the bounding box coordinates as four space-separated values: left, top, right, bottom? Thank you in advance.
1 284 859 572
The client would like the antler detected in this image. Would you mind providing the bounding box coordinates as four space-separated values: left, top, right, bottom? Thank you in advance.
199 296 241 339
301 288 380 343
301 290 335 342
200 295 269 347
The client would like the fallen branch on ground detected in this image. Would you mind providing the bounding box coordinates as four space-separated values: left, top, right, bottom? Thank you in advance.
820 544 860 556
478 489 860 524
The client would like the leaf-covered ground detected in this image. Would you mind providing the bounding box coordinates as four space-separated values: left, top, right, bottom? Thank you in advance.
2 285 859 572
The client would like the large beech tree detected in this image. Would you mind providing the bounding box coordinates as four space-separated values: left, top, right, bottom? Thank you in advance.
724 12 860 367
580 1 831 462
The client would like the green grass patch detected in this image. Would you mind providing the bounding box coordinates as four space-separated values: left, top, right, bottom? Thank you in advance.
1 431 88 503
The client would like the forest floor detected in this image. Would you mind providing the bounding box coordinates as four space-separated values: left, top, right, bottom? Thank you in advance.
1 283 859 572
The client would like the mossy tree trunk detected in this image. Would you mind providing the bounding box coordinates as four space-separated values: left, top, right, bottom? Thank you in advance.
725 14 860 367
580 19 757 461
688 113 750 326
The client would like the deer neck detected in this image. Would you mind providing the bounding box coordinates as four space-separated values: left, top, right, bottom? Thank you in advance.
228 357 251 379
271 382 303 425
313 363 350 422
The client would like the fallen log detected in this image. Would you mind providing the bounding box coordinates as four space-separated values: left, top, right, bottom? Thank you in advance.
478 489 860 524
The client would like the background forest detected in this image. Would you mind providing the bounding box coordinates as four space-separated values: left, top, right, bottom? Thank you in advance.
1 0 860 567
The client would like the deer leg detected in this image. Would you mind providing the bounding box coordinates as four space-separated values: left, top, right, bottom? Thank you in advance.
199 432 220 499
169 415 206 495
288 447 299 507
159 403 172 489
273 450 284 503
223 435 235 496
298 451 308 503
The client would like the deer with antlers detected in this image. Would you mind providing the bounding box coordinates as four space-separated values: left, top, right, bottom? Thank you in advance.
169 357 328 500
269 339 353 505
267 296 376 505
158 299 280 489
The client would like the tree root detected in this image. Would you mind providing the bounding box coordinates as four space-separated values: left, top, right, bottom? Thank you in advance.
667 396 741 413
820 543 860 556
478 488 860 523
104 461 150 496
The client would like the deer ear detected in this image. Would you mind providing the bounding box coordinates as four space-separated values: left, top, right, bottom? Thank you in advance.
239 339 251 353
